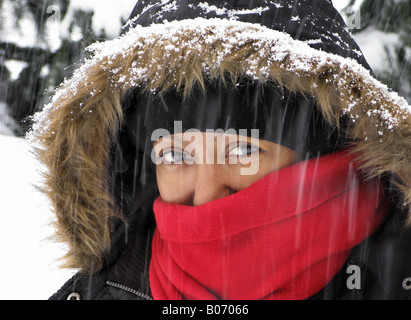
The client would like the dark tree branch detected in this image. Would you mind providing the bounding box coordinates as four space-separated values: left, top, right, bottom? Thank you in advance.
0 41 54 64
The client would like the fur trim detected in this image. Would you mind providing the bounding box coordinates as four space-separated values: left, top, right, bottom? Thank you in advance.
29 18 411 272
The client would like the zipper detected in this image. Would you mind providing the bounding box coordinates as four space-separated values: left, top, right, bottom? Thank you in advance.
105 281 153 300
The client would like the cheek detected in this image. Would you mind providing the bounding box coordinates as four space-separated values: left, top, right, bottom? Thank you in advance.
222 164 269 191
156 166 193 203
233 151 297 189
264 145 298 167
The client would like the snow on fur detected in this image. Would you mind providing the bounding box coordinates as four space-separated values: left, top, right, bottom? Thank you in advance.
30 18 410 141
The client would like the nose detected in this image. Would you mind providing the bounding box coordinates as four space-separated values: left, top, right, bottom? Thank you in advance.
192 164 235 206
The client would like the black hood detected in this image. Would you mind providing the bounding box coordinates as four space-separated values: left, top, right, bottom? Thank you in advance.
123 0 372 72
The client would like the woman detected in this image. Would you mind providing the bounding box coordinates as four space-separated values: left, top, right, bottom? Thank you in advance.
30 0 411 300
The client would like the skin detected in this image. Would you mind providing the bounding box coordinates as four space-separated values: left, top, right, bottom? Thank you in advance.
153 132 298 206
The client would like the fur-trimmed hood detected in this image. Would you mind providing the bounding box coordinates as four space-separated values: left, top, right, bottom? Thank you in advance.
29 0 411 273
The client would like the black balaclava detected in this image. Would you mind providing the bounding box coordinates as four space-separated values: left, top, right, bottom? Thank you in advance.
122 80 346 161
114 79 347 233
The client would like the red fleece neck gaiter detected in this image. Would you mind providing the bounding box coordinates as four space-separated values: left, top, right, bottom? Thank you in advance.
149 150 389 300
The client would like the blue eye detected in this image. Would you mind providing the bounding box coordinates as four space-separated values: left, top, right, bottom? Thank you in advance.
229 144 259 157
163 151 185 163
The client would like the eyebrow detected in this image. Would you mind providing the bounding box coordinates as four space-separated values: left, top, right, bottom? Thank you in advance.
154 134 256 148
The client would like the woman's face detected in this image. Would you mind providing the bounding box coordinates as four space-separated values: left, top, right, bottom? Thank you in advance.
153 132 298 206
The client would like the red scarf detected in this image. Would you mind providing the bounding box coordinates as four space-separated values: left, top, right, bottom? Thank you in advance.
149 150 389 300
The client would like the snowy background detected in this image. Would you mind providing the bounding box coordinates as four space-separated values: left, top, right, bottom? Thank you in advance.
0 0 405 299
0 0 137 300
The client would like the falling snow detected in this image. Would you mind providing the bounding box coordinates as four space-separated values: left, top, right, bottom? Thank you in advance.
2 0 411 300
